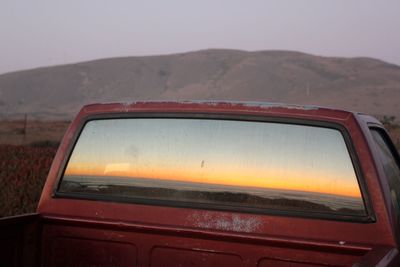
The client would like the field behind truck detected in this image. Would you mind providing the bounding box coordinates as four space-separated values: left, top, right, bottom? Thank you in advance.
0 120 68 217
0 120 70 146
0 144 56 217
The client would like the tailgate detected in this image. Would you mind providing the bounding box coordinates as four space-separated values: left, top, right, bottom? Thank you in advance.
0 213 40 267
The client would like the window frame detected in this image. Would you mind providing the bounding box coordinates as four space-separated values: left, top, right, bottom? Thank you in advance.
54 112 374 222
369 126 400 171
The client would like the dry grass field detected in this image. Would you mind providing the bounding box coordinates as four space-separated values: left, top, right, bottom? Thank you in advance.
0 120 70 146
390 128 400 148
0 120 67 217
0 144 56 217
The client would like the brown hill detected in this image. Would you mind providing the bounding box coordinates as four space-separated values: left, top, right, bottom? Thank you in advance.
1 49 400 120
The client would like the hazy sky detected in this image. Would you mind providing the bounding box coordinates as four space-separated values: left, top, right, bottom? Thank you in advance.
1 0 399 74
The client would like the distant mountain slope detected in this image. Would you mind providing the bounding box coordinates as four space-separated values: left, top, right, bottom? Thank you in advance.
1 49 400 119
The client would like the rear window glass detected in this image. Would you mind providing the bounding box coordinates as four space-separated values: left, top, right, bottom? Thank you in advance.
59 118 366 217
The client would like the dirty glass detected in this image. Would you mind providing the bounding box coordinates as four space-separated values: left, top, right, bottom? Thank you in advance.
59 118 366 216
370 129 400 220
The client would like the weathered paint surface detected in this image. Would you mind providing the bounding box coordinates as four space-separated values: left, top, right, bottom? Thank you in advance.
187 212 262 233
26 101 400 266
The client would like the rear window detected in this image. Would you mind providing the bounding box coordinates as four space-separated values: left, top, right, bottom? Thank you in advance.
58 118 366 217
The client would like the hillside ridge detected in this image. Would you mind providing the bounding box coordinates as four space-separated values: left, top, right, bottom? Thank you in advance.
1 49 399 120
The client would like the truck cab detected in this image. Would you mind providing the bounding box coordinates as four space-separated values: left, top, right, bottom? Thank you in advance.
1 101 400 266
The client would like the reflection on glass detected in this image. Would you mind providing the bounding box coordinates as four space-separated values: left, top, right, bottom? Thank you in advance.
60 118 366 216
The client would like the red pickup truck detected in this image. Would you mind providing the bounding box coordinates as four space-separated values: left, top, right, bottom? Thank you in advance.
1 101 400 266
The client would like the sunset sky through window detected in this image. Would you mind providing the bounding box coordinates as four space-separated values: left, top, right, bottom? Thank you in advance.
65 118 362 198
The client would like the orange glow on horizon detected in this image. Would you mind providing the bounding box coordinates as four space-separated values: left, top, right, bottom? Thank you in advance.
65 162 362 198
